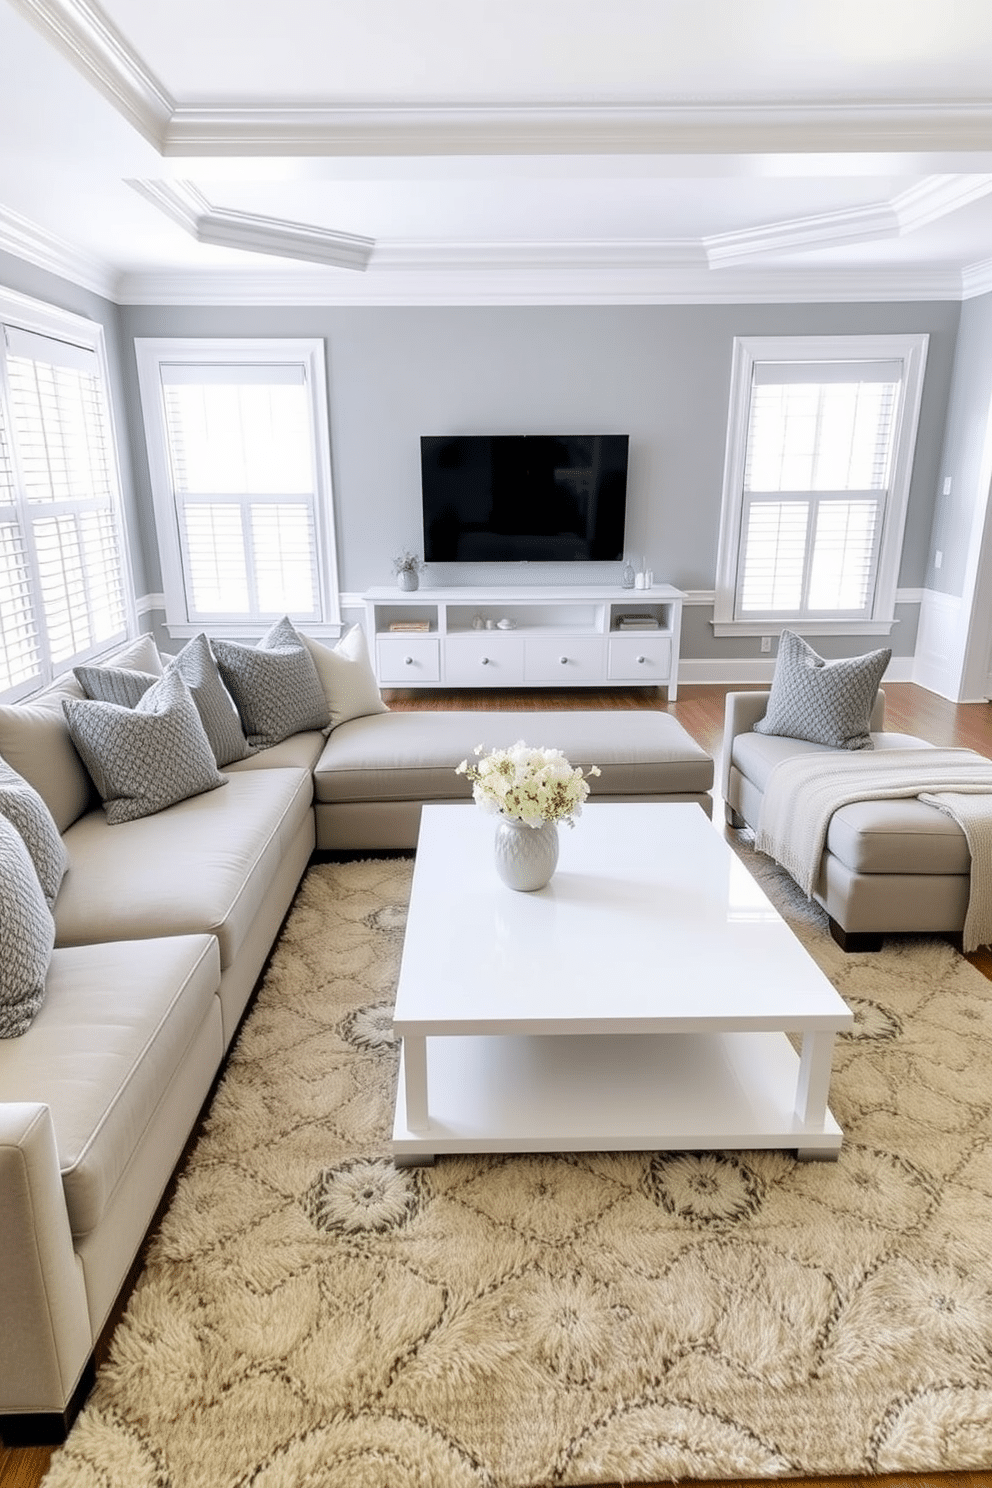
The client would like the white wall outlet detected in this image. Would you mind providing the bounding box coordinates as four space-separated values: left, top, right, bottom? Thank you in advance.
935 550 943 570
760 636 772 653
943 477 953 496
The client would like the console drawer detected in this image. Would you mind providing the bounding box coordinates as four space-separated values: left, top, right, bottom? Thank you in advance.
377 634 441 684
445 635 525 686
524 637 606 683
608 635 672 681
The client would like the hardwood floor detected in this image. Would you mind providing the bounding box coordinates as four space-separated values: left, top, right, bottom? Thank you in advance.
3 682 991 1488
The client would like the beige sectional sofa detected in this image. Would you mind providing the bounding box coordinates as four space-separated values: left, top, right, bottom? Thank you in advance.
721 688 973 951
0 625 713 1443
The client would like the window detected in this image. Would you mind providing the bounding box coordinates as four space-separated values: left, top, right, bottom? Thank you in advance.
0 294 132 700
713 334 929 636
135 339 340 636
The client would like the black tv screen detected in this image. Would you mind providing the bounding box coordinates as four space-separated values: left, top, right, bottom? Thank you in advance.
421 434 628 563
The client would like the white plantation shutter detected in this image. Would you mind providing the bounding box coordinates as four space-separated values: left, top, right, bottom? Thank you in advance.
138 342 336 631
736 364 901 622
0 318 129 698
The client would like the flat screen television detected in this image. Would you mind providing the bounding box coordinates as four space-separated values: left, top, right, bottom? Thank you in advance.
421 434 629 563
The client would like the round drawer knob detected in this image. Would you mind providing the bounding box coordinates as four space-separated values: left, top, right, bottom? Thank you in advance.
636 655 646 664
480 656 490 665
404 656 414 665
559 655 568 665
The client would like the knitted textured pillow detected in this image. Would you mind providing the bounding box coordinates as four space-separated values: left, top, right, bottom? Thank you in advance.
754 630 891 751
0 757 69 907
212 617 330 750
0 813 55 1038
74 664 157 708
62 670 226 825
168 634 251 767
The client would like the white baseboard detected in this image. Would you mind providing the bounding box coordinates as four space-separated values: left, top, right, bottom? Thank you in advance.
679 656 917 686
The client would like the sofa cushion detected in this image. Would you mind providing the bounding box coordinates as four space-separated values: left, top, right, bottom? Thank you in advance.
825 797 973 876
223 730 326 774
303 626 388 732
63 670 226 825
213 616 330 749
754 631 891 751
55 768 312 971
314 710 713 805
0 674 92 832
0 814 56 1038
0 935 221 1236
0 757 68 906
731 728 931 794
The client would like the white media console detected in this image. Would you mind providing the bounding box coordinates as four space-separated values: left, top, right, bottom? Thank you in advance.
363 584 685 697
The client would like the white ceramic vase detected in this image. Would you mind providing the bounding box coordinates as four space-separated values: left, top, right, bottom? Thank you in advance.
397 568 419 591
493 816 559 891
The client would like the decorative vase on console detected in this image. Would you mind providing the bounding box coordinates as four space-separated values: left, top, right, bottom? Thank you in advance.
621 558 636 590
455 741 601 892
392 551 422 591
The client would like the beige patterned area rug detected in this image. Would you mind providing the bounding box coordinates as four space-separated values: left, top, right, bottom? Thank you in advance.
42 848 992 1488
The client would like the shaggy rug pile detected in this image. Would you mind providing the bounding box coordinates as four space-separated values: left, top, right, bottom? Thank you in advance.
42 845 992 1487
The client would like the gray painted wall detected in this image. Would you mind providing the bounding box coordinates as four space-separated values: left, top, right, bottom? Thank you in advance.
929 289 992 598
0 261 962 667
118 299 958 661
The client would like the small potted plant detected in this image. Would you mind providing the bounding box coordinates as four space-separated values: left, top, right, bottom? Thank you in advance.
392 551 422 591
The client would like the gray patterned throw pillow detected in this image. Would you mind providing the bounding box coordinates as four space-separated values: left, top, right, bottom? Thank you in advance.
74 664 157 708
0 758 69 907
168 634 251 767
754 630 891 751
0 813 55 1038
62 670 226 824
212 617 330 750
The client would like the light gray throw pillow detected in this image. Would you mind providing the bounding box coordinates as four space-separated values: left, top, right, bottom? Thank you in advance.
754 630 891 751
0 758 69 907
0 813 55 1038
168 633 251 767
302 626 389 734
62 670 226 824
74 663 157 708
212 616 330 750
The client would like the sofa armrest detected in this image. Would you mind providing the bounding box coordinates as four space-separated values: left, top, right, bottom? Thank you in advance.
720 692 771 801
0 1103 93 1416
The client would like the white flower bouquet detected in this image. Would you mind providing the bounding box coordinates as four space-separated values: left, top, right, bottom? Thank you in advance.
456 741 600 827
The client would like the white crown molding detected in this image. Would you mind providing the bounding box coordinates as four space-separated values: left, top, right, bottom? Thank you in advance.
112 256 966 307
962 255 992 299
893 174 992 233
160 102 992 160
7 0 172 148
704 200 899 268
0 204 117 297
13 0 992 160
128 180 375 270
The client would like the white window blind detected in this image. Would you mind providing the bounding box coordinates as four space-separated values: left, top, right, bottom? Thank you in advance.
737 369 899 621
0 318 129 697
713 335 928 637
137 341 337 633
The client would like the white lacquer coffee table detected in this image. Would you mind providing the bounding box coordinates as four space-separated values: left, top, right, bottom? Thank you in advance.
391 802 853 1164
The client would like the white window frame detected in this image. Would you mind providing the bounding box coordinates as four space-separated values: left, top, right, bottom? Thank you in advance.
135 338 341 639
712 333 929 637
0 287 135 701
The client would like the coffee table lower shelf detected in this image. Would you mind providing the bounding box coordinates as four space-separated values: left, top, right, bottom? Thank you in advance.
391 1028 842 1164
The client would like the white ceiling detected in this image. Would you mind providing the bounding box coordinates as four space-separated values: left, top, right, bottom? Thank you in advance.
4 0 992 304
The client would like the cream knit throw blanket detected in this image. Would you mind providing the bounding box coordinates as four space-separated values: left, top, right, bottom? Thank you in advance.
754 747 992 952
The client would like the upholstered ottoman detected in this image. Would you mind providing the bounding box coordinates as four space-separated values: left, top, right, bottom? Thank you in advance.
313 709 714 849
722 689 972 949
